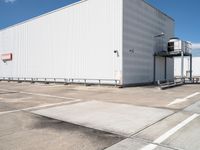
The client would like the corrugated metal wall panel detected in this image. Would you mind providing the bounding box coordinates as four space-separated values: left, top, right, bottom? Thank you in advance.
123 0 174 84
0 0 123 84
174 57 200 77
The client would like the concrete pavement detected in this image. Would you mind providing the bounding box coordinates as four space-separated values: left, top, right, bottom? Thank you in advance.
0 81 199 150
32 101 173 136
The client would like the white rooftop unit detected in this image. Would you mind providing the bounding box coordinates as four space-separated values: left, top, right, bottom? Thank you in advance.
0 0 174 86
168 37 192 54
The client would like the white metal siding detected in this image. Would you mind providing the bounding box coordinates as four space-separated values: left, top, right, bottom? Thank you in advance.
123 0 174 85
174 57 200 77
0 0 175 85
0 0 123 84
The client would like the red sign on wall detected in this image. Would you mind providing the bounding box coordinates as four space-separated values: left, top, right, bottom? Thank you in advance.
1 53 12 61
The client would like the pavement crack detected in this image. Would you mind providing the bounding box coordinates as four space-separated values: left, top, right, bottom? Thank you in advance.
129 111 178 138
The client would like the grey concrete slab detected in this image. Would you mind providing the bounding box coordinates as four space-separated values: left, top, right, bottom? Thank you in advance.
135 112 192 141
0 112 123 150
135 112 200 150
184 100 200 114
163 116 200 150
105 138 173 150
33 101 173 136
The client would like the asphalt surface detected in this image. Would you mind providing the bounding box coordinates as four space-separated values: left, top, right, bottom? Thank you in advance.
0 81 199 150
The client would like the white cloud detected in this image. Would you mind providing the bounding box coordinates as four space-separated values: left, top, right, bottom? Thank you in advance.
192 43 200 50
4 0 16 3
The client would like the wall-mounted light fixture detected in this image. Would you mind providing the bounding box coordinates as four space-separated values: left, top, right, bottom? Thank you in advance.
114 50 119 57
153 32 165 38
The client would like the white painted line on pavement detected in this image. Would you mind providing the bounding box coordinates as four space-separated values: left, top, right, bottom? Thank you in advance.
0 110 20 115
140 113 200 150
45 85 66 88
185 92 200 99
140 144 158 150
168 92 200 106
11 97 32 100
32 84 66 88
23 99 82 111
1 97 32 103
20 91 76 100
0 88 76 100
0 99 82 116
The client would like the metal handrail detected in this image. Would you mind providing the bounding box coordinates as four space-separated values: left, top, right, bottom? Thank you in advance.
0 77 121 86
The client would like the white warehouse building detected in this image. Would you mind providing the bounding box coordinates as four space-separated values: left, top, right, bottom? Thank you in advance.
0 0 174 86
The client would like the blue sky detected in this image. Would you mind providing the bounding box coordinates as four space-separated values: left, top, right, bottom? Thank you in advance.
0 0 79 29
0 0 199 55
147 0 200 56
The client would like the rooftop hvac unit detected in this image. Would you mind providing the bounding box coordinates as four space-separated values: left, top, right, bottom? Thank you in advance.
168 37 192 54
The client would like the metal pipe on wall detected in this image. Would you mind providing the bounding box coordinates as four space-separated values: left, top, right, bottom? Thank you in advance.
181 51 184 79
